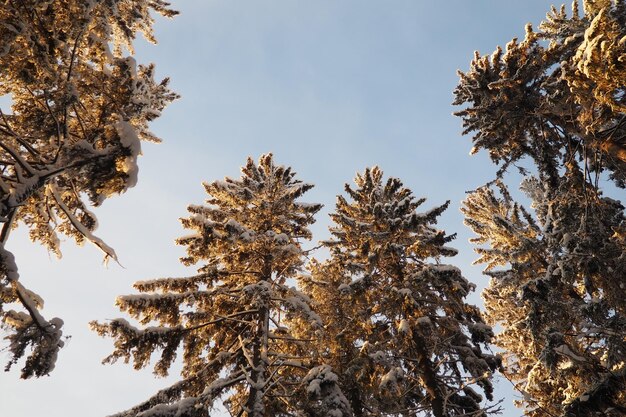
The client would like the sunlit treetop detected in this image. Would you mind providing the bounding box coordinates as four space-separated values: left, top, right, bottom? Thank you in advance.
92 154 352 417
311 167 500 417
454 0 626 187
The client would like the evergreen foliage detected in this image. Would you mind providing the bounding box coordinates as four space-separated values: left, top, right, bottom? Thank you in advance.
462 174 625 417
453 0 626 187
4 1 623 416
304 167 499 417
455 1 626 415
92 154 352 417
0 0 177 378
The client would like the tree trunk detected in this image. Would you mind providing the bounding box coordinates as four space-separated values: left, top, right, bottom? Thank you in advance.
244 257 272 417
342 357 364 417
244 308 269 417
412 333 445 417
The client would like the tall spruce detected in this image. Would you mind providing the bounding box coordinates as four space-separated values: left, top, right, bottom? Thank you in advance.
92 154 352 417
454 1 626 415
0 0 178 378
304 167 499 417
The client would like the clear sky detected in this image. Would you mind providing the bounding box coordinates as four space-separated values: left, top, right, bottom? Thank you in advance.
2 1 558 416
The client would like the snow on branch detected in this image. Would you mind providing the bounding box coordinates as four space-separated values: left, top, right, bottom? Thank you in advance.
1 245 65 378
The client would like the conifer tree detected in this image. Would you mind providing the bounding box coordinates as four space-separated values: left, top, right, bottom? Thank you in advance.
462 174 625 417
92 154 352 417
0 1 178 378
304 167 499 417
454 1 626 415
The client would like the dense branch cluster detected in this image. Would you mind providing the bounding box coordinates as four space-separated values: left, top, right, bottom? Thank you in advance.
0 0 177 379
462 176 625 417
454 0 626 186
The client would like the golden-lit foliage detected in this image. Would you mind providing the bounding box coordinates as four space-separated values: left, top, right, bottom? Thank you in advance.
307 167 499 417
454 0 626 187
92 155 352 417
456 2 626 415
462 155 626 417
0 0 177 379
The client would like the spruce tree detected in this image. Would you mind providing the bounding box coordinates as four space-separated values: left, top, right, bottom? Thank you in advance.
92 154 352 417
304 167 499 417
462 174 625 417
454 1 626 415
0 0 178 378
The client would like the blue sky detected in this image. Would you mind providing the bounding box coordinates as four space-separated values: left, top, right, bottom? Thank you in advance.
2 1 558 416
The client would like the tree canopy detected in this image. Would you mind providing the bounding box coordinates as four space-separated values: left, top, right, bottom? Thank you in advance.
454 0 626 187
0 0 177 378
